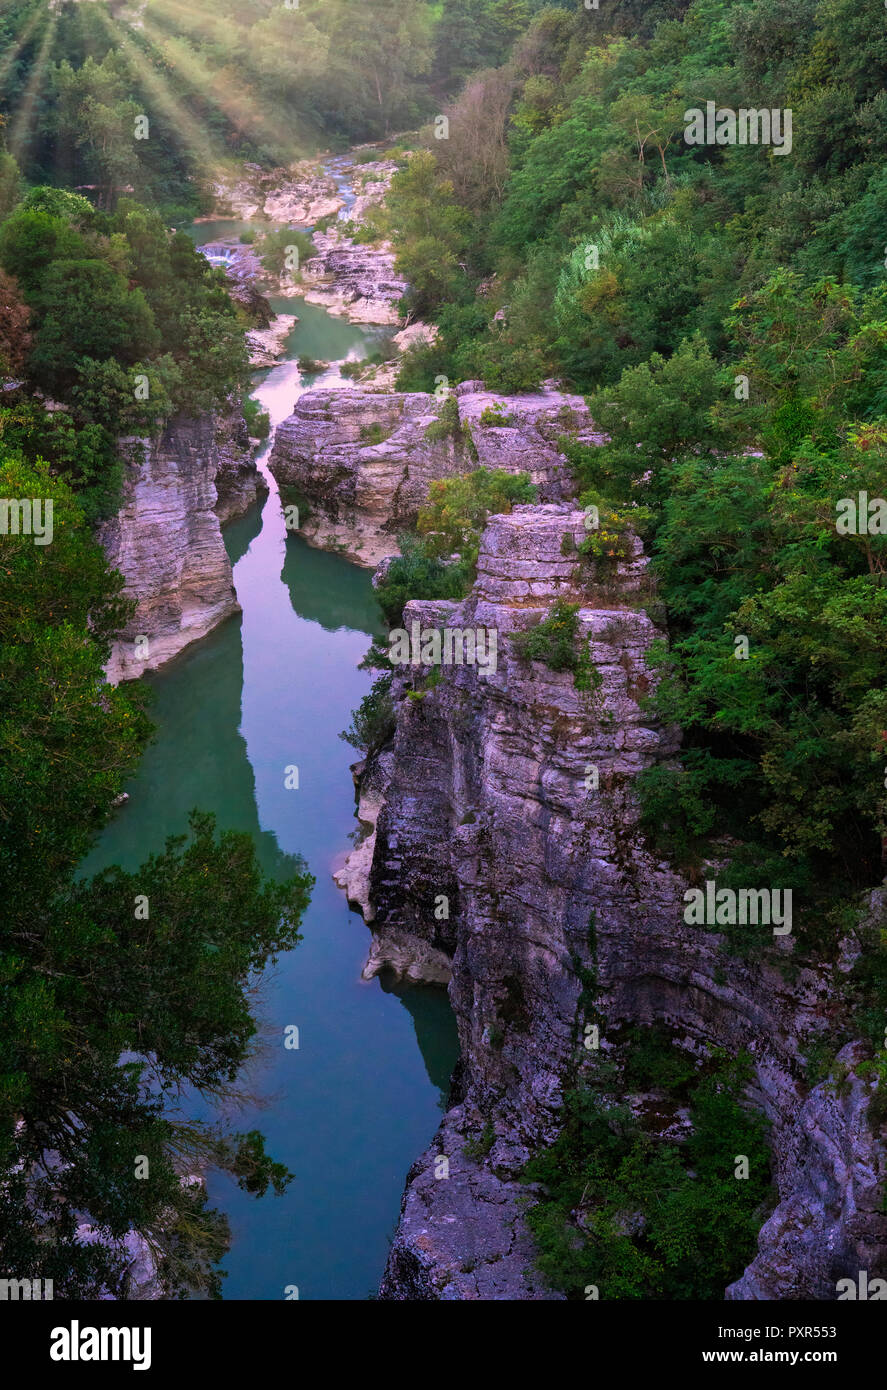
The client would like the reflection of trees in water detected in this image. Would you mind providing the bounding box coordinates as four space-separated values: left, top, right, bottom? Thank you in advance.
224 497 265 569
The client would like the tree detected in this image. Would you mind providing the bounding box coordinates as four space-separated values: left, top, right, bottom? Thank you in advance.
432 68 514 209
28 258 159 397
0 453 313 1296
0 267 30 377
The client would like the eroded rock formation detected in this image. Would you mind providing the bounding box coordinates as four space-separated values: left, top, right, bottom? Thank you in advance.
300 229 407 325
209 161 344 223
101 411 263 683
269 380 602 566
341 503 886 1299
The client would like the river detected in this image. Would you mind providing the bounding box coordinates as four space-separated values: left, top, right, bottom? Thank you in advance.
83 269 459 1299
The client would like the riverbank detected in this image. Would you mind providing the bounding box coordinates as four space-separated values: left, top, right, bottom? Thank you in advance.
86 298 460 1300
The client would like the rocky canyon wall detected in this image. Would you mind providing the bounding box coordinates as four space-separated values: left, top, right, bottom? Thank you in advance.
269 380 604 566
338 503 887 1300
101 411 264 684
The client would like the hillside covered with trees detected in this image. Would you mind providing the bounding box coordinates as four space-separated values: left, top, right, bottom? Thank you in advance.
382 0 887 971
2 0 887 1308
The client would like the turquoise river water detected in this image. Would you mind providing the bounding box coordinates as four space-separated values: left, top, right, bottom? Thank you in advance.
82 282 459 1299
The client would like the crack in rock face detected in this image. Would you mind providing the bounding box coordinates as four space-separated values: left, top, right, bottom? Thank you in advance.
344 502 887 1300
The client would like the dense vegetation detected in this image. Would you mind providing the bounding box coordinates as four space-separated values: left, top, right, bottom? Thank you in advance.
0 0 558 221
0 8 321 1295
375 0 887 968
374 466 536 621
348 0 887 1296
0 457 313 1295
524 1031 773 1300
0 177 250 518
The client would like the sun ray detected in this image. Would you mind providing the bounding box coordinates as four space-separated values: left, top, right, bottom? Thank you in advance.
8 10 57 159
0 4 45 95
89 3 226 178
136 14 288 155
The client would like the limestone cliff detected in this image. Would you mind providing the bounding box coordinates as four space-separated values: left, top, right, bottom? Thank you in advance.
268 380 603 566
342 503 886 1300
101 412 264 684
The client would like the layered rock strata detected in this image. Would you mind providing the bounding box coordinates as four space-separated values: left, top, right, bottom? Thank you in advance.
342 503 886 1299
101 412 262 683
209 161 344 223
214 408 268 524
299 159 406 324
269 380 602 566
299 229 406 324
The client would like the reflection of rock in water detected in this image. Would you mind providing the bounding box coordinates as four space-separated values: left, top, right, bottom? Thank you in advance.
280 532 387 638
82 610 304 887
376 970 460 1102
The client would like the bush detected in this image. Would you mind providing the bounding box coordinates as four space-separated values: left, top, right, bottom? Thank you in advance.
417 467 536 564
242 395 270 440
340 674 396 755
258 227 316 279
512 599 583 672
375 533 472 625
523 1045 773 1300
479 402 517 427
423 392 462 442
359 421 392 445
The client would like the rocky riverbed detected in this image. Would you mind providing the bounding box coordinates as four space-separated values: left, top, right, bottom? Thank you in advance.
209 153 411 330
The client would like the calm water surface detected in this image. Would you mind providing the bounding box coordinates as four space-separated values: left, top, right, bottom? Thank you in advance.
84 291 458 1300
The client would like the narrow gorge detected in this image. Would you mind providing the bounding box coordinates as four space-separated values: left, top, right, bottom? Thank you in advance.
92 149 887 1304
6 0 887 1321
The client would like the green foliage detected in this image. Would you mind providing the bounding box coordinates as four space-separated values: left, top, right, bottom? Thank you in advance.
423 392 463 442
523 1045 773 1299
29 259 159 398
417 466 536 564
626 276 887 897
242 395 270 441
386 151 475 317
375 468 534 621
258 227 316 280
464 1120 496 1160
374 534 473 626
512 599 583 672
3 0 439 209
359 421 392 445
0 188 248 506
578 335 731 504
339 673 396 755
478 402 517 427
0 451 313 1295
